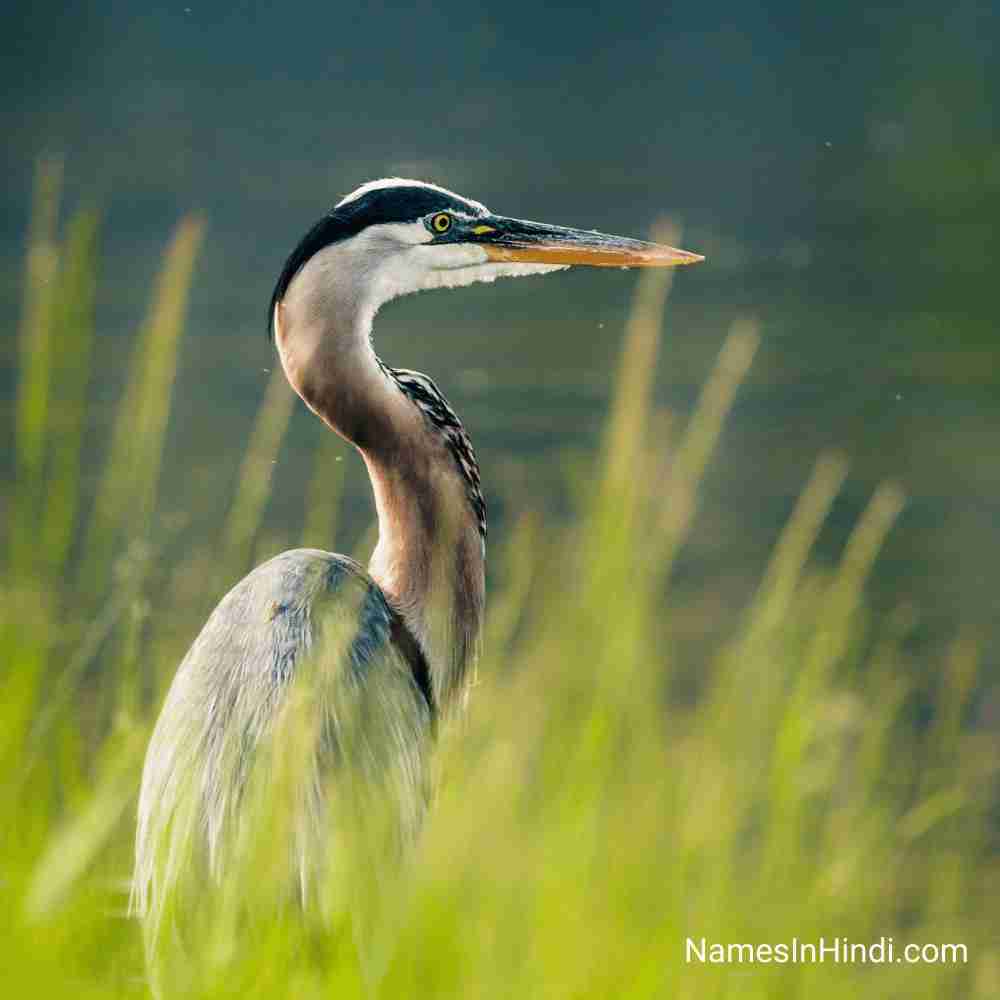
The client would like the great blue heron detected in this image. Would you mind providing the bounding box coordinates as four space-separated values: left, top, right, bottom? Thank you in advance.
133 179 702 940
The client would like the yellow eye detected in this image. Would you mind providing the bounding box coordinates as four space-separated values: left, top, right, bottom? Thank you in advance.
431 212 452 234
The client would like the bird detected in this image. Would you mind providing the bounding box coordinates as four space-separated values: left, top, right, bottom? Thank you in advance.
132 178 702 942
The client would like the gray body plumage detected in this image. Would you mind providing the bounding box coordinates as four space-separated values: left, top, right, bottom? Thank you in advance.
133 550 432 930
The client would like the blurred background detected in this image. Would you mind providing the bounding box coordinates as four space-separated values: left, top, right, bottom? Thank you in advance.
2 0 997 665
1 3 998 996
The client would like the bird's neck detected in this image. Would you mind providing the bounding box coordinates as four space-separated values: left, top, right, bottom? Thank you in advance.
363 442 484 709
274 300 485 710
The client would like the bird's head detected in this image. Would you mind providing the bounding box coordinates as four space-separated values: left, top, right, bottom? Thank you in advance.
268 178 703 337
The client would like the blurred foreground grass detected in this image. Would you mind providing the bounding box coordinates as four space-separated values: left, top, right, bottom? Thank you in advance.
2 165 998 998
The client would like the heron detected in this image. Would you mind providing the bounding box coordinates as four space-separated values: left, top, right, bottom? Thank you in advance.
133 179 702 942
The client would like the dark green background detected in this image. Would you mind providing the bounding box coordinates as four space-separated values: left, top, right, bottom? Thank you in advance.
2 2 997 668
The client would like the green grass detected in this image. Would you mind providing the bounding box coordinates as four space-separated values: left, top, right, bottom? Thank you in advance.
2 164 997 998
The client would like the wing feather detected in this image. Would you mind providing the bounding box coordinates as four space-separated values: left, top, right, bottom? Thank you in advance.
133 549 431 947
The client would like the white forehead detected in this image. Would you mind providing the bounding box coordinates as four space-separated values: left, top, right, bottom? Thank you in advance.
335 177 489 215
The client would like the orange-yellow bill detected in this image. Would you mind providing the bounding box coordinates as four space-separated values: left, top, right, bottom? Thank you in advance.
472 215 703 268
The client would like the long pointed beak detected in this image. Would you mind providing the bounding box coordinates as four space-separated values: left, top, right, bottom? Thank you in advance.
474 215 704 268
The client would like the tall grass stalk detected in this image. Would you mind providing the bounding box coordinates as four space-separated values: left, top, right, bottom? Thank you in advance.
4 161 65 786
10 158 63 582
301 432 346 551
220 368 295 576
79 216 204 594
